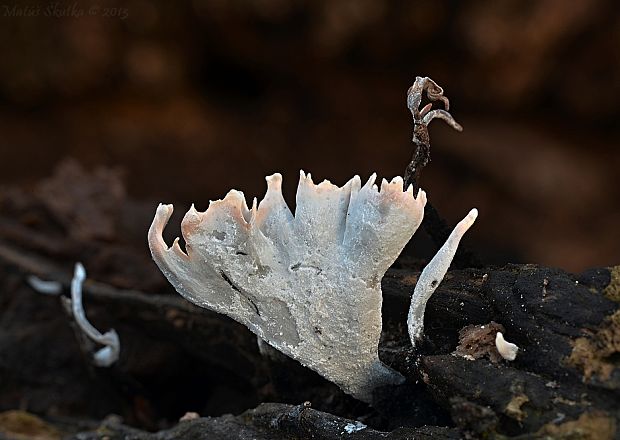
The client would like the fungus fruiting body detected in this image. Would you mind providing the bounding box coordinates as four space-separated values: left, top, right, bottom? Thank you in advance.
408 208 478 347
149 171 476 402
496 331 519 361
27 275 62 295
69 263 120 367
148 77 477 402
27 264 120 367
149 172 425 402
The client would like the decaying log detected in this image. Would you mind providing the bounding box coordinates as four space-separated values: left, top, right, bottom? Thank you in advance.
0 230 618 438
0 161 618 438
62 403 459 440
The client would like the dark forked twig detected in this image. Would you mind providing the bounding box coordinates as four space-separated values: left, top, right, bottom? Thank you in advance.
402 77 480 268
403 76 462 196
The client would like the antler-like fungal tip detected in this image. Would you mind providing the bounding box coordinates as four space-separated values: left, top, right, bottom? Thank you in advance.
380 178 389 192
417 189 427 206
74 262 85 281
391 176 403 185
363 173 377 189
155 203 174 226
317 178 336 191
181 203 204 237
148 203 175 257
170 237 188 258
265 172 283 189
455 208 478 235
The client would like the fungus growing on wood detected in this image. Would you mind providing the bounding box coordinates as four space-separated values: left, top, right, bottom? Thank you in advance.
148 77 477 402
495 331 519 361
27 264 121 367
149 172 425 402
408 209 478 348
149 171 477 402
68 263 120 367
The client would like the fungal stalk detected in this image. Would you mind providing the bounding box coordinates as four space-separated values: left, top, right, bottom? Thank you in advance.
69 263 120 367
27 266 120 367
407 209 478 347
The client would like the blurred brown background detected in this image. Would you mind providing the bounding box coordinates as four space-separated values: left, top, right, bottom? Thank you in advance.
0 0 618 272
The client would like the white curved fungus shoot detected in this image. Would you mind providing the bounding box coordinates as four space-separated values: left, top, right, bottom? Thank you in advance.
69 263 120 367
408 209 478 348
27 265 120 367
496 331 519 361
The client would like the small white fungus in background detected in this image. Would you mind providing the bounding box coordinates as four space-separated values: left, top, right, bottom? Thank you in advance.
343 421 367 434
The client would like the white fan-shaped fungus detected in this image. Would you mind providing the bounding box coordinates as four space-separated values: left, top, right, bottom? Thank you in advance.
149 171 476 402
